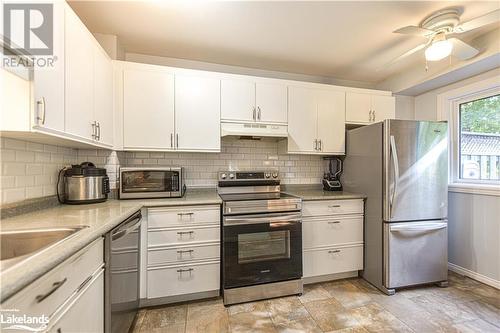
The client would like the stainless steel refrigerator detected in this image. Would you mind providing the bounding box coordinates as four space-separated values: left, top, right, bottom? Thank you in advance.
343 119 449 295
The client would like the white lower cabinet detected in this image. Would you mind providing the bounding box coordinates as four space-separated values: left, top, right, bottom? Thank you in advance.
146 205 220 304
302 199 364 282
1 239 104 332
147 261 220 299
48 268 104 333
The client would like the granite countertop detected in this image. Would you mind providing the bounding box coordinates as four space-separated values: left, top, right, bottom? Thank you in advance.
0 188 221 302
282 184 366 201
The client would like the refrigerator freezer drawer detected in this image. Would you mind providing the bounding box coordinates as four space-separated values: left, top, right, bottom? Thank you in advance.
384 221 448 289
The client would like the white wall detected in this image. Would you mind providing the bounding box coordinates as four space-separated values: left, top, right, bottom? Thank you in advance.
394 95 415 120
413 68 500 287
414 68 500 121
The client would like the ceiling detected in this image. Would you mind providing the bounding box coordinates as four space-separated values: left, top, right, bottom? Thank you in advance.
69 1 500 84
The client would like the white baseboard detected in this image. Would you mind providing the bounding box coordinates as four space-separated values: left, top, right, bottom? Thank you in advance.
448 262 500 290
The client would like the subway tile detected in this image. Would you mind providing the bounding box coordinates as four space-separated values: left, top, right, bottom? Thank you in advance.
3 163 26 176
0 149 16 162
1 176 16 188
26 164 43 175
16 175 35 187
1 188 25 204
3 138 26 150
26 186 44 199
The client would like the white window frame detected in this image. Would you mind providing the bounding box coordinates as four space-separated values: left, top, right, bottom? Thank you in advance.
437 75 500 196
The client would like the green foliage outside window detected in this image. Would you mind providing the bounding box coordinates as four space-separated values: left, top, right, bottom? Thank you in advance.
460 94 500 134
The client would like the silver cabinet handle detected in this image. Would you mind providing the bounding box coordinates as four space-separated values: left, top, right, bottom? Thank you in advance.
318 140 322 151
327 221 341 224
91 121 97 139
252 107 256 121
170 133 173 148
328 249 341 254
177 249 194 254
177 268 194 277
373 110 376 121
177 231 194 235
328 204 341 208
314 139 318 150
257 106 261 120
35 278 67 303
177 212 194 216
176 133 179 148
368 110 373 122
96 121 101 141
36 97 46 125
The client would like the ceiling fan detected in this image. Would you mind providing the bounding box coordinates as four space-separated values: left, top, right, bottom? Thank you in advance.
388 8 500 66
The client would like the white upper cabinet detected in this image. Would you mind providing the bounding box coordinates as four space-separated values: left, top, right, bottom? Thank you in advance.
123 67 175 150
32 0 65 134
94 47 114 147
288 86 345 155
287 86 317 153
221 78 287 124
316 89 345 154
255 82 287 123
175 74 221 152
65 7 94 141
346 92 395 124
221 79 255 122
371 95 396 122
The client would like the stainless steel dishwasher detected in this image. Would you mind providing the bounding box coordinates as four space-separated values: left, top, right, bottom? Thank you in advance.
105 210 141 333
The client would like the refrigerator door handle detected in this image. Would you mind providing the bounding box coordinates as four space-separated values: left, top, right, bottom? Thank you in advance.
390 222 447 232
389 135 399 218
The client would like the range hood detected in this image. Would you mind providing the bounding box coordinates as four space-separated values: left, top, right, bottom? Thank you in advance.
221 122 288 138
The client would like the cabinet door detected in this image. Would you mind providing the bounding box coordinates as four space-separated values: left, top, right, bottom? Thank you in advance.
65 8 94 141
94 47 114 146
221 79 255 122
345 92 371 124
317 90 345 154
123 68 174 149
33 0 65 133
175 74 221 151
287 86 317 153
371 95 395 122
48 269 104 333
256 82 287 123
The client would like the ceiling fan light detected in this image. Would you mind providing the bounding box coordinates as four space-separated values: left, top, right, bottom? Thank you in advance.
425 40 453 61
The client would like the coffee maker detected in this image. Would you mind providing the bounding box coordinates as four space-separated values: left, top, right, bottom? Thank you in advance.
323 157 343 191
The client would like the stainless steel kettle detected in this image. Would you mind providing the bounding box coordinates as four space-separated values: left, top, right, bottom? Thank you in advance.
57 162 110 204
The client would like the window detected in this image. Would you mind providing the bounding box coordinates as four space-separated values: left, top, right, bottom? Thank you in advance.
458 94 500 182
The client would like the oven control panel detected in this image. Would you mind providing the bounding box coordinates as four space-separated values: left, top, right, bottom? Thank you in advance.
218 170 279 181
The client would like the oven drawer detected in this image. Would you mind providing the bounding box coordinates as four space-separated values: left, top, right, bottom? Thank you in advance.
302 199 363 217
2 238 103 318
302 216 363 249
147 261 220 299
303 245 363 278
148 243 220 266
148 205 220 228
148 226 220 246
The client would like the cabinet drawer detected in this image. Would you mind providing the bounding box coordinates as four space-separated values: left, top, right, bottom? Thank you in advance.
303 216 363 249
302 199 363 217
148 205 220 228
2 238 103 317
148 243 220 266
303 245 363 278
148 226 220 247
147 261 220 299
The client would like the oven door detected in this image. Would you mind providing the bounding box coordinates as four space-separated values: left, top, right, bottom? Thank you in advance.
119 169 180 199
223 213 302 289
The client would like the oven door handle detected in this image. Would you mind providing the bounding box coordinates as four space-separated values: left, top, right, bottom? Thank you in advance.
224 214 302 226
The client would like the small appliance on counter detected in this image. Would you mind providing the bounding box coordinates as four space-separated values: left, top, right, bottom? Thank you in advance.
57 162 110 204
119 167 185 199
323 157 343 191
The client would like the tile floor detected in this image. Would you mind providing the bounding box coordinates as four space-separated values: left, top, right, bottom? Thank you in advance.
132 272 500 333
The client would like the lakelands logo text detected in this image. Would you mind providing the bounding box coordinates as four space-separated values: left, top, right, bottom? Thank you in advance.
0 310 49 332
2 3 57 68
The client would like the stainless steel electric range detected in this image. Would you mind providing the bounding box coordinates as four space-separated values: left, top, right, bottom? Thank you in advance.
218 170 303 305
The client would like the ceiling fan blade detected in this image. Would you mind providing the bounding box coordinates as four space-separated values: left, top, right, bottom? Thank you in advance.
453 9 500 33
383 43 428 68
449 38 479 60
393 25 435 37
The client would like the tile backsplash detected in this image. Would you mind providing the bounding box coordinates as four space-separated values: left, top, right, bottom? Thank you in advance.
0 137 325 205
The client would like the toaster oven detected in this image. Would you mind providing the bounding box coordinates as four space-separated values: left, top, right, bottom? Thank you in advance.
119 167 185 199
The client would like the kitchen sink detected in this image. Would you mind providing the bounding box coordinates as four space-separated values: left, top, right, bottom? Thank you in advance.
0 226 89 270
